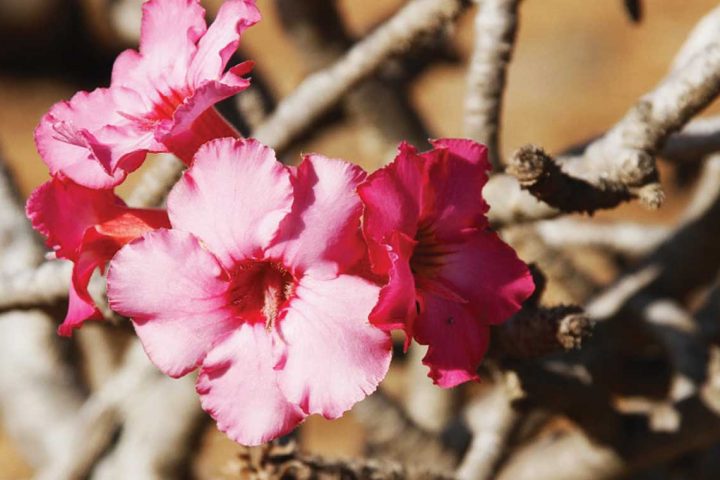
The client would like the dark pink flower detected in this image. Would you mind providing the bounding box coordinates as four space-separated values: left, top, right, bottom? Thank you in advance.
107 138 391 445
35 0 259 189
358 139 534 388
26 178 170 336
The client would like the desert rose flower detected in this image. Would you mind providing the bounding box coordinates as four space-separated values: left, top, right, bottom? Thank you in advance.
107 138 392 445
26 178 170 336
35 0 259 189
358 139 534 388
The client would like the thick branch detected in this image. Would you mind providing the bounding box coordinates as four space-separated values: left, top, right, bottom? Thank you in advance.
464 0 521 170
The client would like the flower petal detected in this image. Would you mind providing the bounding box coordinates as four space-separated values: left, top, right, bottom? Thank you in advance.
421 138 490 235
138 0 206 72
158 82 245 163
196 323 305 446
34 89 135 189
369 231 418 336
188 0 260 84
168 138 293 269
277 274 392 419
414 294 489 388
358 142 425 275
26 178 121 258
107 229 238 377
58 253 104 337
267 154 367 278
435 230 534 325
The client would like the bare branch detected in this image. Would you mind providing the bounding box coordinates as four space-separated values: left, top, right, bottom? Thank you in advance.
35 341 157 480
495 378 720 480
464 0 521 170
0 153 84 468
353 389 459 473
662 114 720 163
507 144 637 214
125 153 184 208
491 305 593 360
405 344 455 432
276 0 430 166
534 218 670 256
672 5 720 72
588 155 720 320
456 372 521 480
558 43 720 209
253 0 468 152
91 374 201 480
0 260 70 311
225 441 454 480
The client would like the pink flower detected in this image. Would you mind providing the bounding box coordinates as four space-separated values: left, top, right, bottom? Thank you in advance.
35 0 260 189
107 138 392 445
358 139 534 388
26 178 170 336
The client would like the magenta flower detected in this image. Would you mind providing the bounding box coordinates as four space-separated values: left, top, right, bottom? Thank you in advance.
358 139 534 388
107 138 392 445
35 0 259 189
26 178 170 336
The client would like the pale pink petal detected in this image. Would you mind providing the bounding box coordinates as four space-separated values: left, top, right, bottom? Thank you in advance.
196 323 305 446
435 230 534 325
277 275 392 419
110 0 205 115
358 143 425 275
34 89 135 188
25 178 121 258
107 229 239 377
188 0 260 84
267 155 367 278
168 138 293 269
414 294 489 388
369 231 418 335
138 0 205 68
421 138 490 235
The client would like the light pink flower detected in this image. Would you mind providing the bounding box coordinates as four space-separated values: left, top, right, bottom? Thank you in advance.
358 139 534 388
26 178 170 336
107 138 392 445
35 0 259 189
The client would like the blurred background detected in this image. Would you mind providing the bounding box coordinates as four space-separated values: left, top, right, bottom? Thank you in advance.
1 0 719 478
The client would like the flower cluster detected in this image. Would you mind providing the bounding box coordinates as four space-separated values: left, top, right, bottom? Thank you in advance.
27 0 534 445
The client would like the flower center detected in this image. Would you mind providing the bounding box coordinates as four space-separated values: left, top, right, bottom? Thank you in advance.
226 261 296 329
410 223 450 278
148 87 191 122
